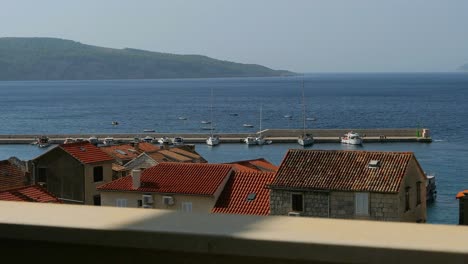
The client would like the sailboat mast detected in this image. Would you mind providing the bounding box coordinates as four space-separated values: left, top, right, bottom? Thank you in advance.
210 87 214 137
302 80 306 137
259 104 262 137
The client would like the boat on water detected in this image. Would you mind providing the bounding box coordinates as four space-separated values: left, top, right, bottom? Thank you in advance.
88 136 99 145
426 174 437 202
37 136 50 148
206 88 220 146
158 136 171 144
341 131 363 145
143 136 154 143
63 138 74 144
243 124 254 128
306 117 316 121
229 113 239 116
284 114 293 119
178 117 187 120
298 80 314 147
103 137 115 146
201 120 211 124
112 121 119 126
245 105 272 146
172 137 184 146
143 129 155 132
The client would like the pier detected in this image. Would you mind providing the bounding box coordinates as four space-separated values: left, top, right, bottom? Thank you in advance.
0 128 432 144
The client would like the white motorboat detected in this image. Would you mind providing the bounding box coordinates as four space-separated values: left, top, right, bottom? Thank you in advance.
244 136 257 145
341 132 363 145
63 138 74 144
172 137 184 146
284 114 293 119
201 120 211 124
158 136 171 144
143 129 155 132
143 136 154 143
243 124 254 128
37 136 50 148
88 136 99 145
207 135 220 146
298 80 314 147
178 117 187 120
103 137 115 146
112 121 119 126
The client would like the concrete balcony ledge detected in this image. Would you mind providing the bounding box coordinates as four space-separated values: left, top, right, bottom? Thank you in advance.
0 201 467 264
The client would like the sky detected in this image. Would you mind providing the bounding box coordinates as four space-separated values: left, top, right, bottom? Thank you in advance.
1 0 468 72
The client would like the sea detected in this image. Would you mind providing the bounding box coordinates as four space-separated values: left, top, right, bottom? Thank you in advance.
1 73 467 225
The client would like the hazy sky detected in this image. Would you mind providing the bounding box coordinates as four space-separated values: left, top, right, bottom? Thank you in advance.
2 0 468 72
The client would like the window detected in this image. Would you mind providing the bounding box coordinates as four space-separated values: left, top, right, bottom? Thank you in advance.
116 199 127 207
137 199 143 207
291 193 303 212
416 182 422 205
405 187 411 211
93 195 101 206
38 168 47 183
355 192 369 216
93 166 103 182
181 202 192 212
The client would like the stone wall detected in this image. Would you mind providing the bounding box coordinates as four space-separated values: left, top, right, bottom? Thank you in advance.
329 192 355 219
270 190 329 217
369 193 400 221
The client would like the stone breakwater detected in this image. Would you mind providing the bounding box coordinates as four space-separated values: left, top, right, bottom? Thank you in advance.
0 128 432 144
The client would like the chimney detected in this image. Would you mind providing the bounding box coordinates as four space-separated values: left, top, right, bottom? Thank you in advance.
132 169 141 189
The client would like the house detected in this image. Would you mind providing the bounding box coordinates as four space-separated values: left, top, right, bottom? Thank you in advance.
120 146 208 175
456 190 468 225
100 142 160 165
212 171 275 216
0 185 61 203
268 150 427 222
0 157 31 191
32 142 114 205
97 163 232 213
227 158 278 172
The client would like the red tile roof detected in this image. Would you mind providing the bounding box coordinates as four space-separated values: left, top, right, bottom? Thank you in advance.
228 158 278 172
0 185 61 203
270 150 419 193
60 142 114 164
136 142 160 153
0 160 28 191
456 190 468 199
212 171 275 216
100 143 160 163
98 163 232 195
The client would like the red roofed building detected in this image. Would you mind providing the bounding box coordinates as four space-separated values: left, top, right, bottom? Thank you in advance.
0 158 31 191
100 142 160 165
227 158 278 172
212 171 275 216
0 185 60 203
32 142 114 205
269 150 427 223
98 163 233 213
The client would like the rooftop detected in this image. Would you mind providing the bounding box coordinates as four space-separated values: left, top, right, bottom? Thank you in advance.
213 171 275 216
60 142 114 164
0 159 28 191
270 149 421 193
0 185 61 203
98 163 232 195
100 142 159 161
227 158 278 172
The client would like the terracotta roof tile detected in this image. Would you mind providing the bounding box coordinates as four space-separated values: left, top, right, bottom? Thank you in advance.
112 163 127 172
158 150 192 162
60 142 114 164
0 185 61 203
137 142 160 153
456 190 468 199
0 160 28 191
228 158 278 172
98 163 232 195
212 171 275 216
270 150 416 193
170 147 206 162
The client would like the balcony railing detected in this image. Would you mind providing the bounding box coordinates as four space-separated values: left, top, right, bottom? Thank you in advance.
0 201 467 263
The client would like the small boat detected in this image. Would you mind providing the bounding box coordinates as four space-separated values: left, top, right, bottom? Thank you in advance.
245 106 272 146
88 136 99 145
243 124 254 128
229 113 239 116
63 138 75 144
103 137 115 146
178 117 187 120
298 134 314 146
143 129 155 132
158 136 171 144
298 80 314 147
206 135 220 146
306 117 316 121
284 115 293 119
172 137 184 146
201 120 211 124
143 136 154 143
341 131 363 145
112 121 119 126
244 136 257 145
426 174 437 202
37 136 50 148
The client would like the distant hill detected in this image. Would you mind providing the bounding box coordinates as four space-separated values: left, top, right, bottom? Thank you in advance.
0 37 293 80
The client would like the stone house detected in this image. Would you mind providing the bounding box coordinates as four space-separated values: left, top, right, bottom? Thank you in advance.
32 142 114 205
268 150 427 223
98 163 232 213
0 157 31 191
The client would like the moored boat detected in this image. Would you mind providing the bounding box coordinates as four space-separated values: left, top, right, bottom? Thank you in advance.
172 137 184 146
158 136 171 144
88 136 99 145
207 135 220 146
243 124 254 128
297 80 314 147
143 136 154 143
37 136 50 148
63 138 74 144
103 137 115 146
426 174 437 202
341 131 363 145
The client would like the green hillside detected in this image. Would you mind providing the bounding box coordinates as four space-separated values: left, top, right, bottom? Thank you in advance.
0 37 293 80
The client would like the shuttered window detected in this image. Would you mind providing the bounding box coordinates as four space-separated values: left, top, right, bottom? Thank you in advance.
181 202 192 212
355 192 369 216
116 199 127 207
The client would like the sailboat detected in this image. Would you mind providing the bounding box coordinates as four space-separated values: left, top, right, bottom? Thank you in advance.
206 88 220 146
298 80 314 146
245 105 272 145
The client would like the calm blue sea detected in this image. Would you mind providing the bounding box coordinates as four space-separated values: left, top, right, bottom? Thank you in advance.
1 73 468 224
